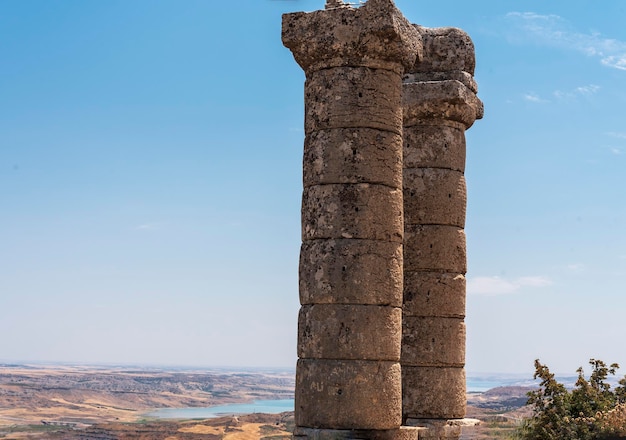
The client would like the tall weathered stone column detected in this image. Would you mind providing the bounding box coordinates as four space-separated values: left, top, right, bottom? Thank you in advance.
401 26 483 437
283 1 420 438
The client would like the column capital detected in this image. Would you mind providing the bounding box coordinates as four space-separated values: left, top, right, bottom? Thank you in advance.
282 0 422 75
403 80 484 129
404 26 478 93
414 26 475 74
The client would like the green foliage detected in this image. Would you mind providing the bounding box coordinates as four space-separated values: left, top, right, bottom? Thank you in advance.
616 377 626 404
518 359 626 440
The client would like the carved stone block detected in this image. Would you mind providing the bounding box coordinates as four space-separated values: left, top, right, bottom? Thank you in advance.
401 317 465 366
403 271 465 318
296 359 402 430
305 67 403 135
298 304 401 361
403 124 466 172
404 168 466 227
302 184 403 242
404 225 466 272
304 128 403 189
300 239 402 306
402 367 466 419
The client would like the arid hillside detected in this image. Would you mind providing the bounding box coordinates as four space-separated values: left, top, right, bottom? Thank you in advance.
0 364 293 431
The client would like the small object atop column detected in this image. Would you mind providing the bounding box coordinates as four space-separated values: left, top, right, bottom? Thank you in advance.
325 0 350 9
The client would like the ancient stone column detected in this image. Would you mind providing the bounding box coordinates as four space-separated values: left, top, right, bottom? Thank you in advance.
282 1 420 438
401 26 483 434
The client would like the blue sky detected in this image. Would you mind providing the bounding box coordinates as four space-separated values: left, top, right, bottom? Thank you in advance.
1 0 625 375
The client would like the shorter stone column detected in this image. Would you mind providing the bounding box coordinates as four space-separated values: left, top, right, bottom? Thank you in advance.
401 26 483 434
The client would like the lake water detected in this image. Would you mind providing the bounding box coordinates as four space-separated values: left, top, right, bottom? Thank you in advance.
147 375 535 419
466 375 533 392
146 399 294 419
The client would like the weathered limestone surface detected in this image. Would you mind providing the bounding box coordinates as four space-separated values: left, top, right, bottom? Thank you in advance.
406 26 477 92
302 184 403 242
284 1 422 436
403 81 482 129
402 317 466 366
298 304 401 361
402 367 466 419
404 418 480 440
403 272 465 318
282 1 421 74
404 168 466 226
305 68 404 134
402 23 483 428
294 426 426 440
411 27 475 75
295 359 402 430
299 239 403 306
404 225 466 273
403 125 466 172
303 128 403 188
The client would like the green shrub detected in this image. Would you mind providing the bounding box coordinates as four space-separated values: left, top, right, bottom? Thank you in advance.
518 359 626 440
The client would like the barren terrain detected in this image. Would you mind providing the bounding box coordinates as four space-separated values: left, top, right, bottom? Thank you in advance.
0 364 293 439
464 386 535 438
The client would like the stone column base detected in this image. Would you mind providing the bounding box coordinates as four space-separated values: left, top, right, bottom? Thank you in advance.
294 426 423 440
404 419 480 440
